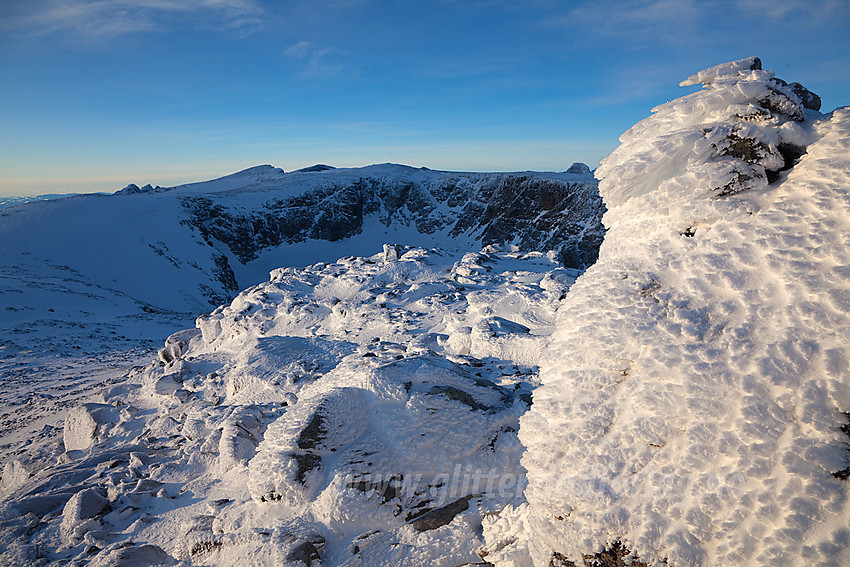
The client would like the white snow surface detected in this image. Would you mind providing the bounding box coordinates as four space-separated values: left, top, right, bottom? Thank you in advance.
0 245 575 565
1 58 849 566
482 61 850 565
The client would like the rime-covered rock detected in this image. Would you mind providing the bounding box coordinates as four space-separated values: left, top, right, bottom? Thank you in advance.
64 403 119 452
483 58 850 566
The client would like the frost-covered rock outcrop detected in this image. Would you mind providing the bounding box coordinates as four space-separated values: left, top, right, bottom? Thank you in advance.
483 58 850 565
179 164 604 272
0 246 576 565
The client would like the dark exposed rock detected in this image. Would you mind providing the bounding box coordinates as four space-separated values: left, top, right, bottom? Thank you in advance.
293 453 321 485
549 541 649 567
835 411 850 479
286 540 322 565
292 411 326 484
408 494 476 531
456 175 605 269
428 385 491 412
297 164 336 172
768 143 808 183
705 70 820 196
212 256 238 291
348 474 403 503
758 84 805 122
115 183 166 195
297 413 326 450
179 170 605 278
190 540 223 558
789 82 821 111
550 552 578 567
719 133 770 164
566 163 592 175
772 77 822 112
116 183 141 195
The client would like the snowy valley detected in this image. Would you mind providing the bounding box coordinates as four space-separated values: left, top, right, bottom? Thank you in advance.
1 58 849 566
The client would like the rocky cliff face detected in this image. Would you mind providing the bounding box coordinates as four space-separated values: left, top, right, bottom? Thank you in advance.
178 164 604 280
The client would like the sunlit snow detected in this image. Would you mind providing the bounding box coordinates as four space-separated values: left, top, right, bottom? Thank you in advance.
1 58 848 566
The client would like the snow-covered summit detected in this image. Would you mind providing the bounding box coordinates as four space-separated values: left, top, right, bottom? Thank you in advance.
484 59 850 565
170 164 287 194
599 56 820 216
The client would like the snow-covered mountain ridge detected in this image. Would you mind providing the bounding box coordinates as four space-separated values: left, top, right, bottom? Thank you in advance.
1 58 848 566
0 164 601 464
178 163 602 276
1 163 602 314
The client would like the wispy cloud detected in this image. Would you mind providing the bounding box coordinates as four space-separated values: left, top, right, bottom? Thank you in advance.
548 0 846 42
5 0 263 40
733 0 849 20
285 41 347 78
551 0 702 45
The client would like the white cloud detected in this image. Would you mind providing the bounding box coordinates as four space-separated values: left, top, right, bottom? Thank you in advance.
734 0 850 22
285 40 347 78
6 0 263 39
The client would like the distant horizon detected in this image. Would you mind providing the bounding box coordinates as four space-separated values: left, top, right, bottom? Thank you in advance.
0 155 609 198
2 0 848 197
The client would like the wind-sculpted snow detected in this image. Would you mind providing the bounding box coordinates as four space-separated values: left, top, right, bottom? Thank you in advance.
0 246 576 565
482 59 850 565
599 56 814 214
3 58 847 567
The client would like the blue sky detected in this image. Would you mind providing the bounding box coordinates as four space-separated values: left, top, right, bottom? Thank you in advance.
1 0 848 196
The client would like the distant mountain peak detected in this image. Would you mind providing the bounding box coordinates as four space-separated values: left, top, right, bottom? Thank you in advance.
223 164 285 177
295 164 336 173
565 162 592 175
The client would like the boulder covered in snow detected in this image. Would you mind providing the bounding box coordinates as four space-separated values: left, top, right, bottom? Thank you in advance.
63 403 119 452
60 487 110 545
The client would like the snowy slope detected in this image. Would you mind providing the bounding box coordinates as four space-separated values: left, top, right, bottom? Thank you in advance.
0 193 86 210
0 245 577 565
1 57 847 567
483 58 850 565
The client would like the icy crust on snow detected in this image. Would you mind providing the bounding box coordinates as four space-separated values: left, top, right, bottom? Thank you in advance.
678 56 763 87
0 246 577 565
484 64 850 564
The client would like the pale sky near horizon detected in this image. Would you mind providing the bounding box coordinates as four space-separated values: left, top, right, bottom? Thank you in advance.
1 0 849 196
